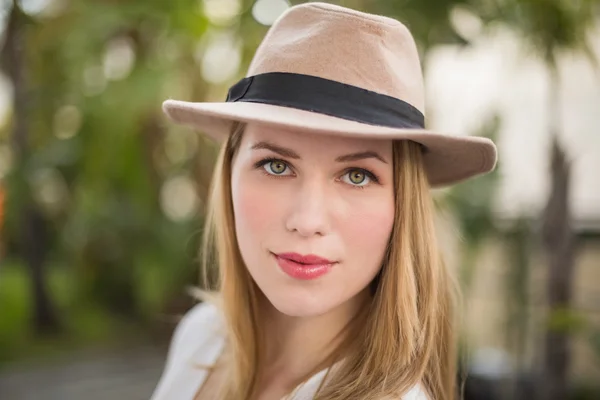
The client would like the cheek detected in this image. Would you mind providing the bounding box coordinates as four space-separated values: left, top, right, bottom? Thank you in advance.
232 175 284 251
345 206 394 242
235 183 269 231
340 197 394 272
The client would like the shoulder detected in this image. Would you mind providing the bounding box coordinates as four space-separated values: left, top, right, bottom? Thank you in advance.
401 383 430 400
377 383 429 400
164 301 222 367
151 301 222 399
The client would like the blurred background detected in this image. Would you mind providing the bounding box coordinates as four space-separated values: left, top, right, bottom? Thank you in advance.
0 0 598 399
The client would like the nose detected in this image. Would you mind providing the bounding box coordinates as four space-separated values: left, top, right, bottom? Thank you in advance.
285 178 331 237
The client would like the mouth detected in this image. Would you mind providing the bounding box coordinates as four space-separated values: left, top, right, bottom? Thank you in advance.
271 252 337 280
275 252 335 265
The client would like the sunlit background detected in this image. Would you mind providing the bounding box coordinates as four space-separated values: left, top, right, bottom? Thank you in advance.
0 0 599 399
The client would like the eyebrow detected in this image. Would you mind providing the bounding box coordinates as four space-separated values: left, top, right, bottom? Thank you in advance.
335 151 388 164
250 141 388 164
251 141 300 159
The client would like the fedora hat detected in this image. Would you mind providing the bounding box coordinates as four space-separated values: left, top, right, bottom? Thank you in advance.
162 2 497 187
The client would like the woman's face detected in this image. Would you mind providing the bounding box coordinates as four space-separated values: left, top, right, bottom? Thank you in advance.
230 123 395 317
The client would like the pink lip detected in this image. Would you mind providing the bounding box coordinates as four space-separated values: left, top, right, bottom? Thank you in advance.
273 252 336 280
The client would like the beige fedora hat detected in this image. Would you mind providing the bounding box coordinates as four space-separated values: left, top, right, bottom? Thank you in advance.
162 2 497 187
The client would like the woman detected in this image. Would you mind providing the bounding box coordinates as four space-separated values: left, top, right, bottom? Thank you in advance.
152 2 497 400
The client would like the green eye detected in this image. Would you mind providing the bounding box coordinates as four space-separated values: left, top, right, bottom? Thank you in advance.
349 170 366 184
268 160 287 174
342 169 373 187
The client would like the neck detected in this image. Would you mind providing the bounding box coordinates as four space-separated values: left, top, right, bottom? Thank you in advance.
256 289 370 392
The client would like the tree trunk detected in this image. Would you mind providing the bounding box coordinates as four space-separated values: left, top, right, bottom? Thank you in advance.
23 203 59 334
539 65 575 400
504 217 532 400
3 1 60 334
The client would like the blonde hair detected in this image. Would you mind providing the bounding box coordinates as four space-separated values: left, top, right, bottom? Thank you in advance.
200 122 458 400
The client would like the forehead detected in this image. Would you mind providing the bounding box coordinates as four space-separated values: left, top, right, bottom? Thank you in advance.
240 123 392 155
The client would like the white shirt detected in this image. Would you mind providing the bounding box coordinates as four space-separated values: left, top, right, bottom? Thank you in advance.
151 302 428 400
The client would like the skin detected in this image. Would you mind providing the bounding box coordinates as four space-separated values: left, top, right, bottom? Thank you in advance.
227 123 395 399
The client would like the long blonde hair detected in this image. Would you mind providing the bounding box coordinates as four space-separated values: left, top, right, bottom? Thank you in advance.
200 122 458 400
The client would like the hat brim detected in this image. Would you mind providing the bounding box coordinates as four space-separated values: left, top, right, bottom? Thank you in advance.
162 99 497 188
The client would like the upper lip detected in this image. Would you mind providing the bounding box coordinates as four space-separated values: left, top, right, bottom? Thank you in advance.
274 252 336 265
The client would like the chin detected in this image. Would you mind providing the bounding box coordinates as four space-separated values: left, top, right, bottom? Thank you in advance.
262 286 343 318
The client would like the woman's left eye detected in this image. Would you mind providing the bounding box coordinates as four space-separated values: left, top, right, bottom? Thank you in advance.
341 169 373 187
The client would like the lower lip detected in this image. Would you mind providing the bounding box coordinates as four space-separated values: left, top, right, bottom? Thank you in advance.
274 255 334 280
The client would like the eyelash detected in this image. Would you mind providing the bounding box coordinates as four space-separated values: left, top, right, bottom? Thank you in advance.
253 157 381 188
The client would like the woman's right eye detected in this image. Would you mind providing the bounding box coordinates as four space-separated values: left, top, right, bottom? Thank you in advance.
262 159 291 176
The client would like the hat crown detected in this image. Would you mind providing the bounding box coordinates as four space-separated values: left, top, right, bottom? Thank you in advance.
247 2 426 114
